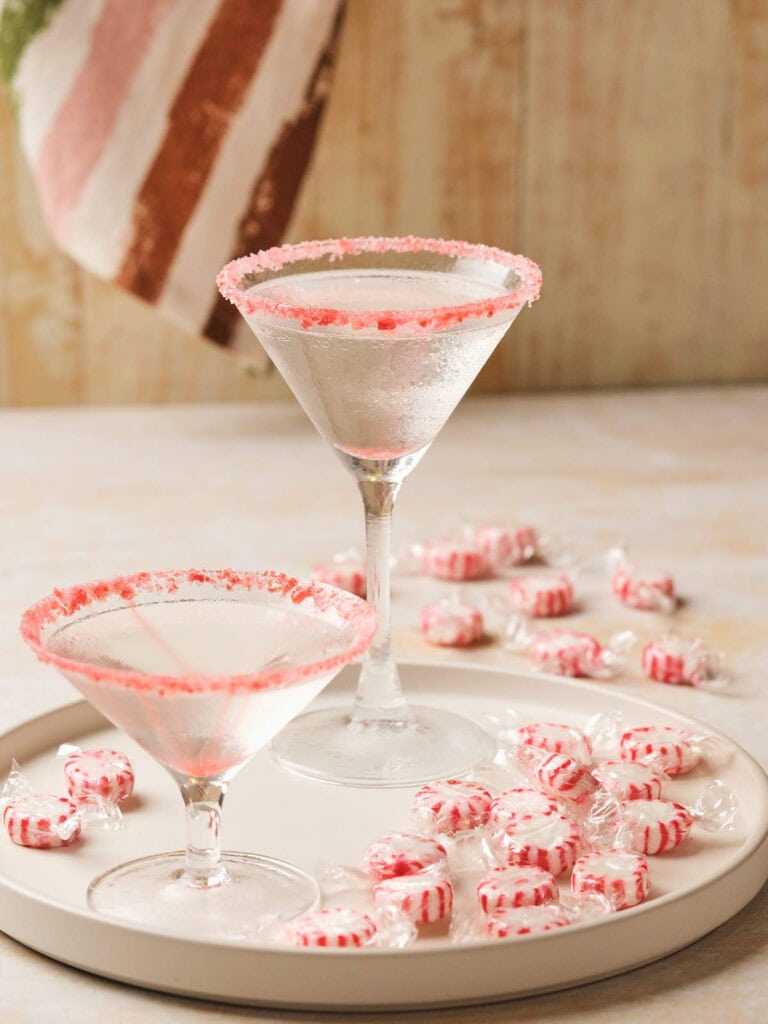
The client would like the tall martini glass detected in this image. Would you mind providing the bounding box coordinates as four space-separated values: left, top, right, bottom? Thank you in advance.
20 569 376 938
218 237 541 787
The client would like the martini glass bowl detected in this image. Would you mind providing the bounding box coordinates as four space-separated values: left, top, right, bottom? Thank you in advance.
218 236 541 787
19 568 376 939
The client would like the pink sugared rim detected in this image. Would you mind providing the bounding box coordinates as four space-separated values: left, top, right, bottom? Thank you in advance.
19 568 377 695
217 236 541 333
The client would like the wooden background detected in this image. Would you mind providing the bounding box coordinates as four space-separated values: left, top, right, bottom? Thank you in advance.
1 0 766 407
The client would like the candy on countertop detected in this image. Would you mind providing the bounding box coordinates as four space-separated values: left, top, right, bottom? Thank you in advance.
473 525 538 569
311 551 366 598
508 575 574 618
642 635 727 689
419 599 484 647
421 539 492 582
612 563 676 613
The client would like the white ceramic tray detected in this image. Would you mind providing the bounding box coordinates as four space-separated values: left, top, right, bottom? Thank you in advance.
1 662 767 1011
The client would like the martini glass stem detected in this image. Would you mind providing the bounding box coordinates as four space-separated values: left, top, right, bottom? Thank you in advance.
179 778 228 889
352 478 412 727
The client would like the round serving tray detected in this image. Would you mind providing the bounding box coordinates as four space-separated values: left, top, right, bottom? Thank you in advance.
1 662 766 1011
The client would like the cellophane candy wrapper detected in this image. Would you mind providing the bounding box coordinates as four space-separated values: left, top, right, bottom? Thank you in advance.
0 759 32 809
504 618 636 680
419 593 485 647
642 635 729 690
618 723 730 776
57 744 126 831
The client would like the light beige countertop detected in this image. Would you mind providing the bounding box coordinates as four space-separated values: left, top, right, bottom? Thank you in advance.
0 386 766 1022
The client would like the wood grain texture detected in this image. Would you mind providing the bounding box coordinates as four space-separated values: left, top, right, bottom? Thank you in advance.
1 0 767 405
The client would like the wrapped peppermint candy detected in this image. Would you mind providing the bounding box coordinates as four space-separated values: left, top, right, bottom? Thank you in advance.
513 722 593 765
619 724 710 777
412 779 493 836
287 907 378 948
311 550 366 598
642 635 728 689
615 780 737 855
485 902 572 939
57 745 128 831
419 596 484 647
471 525 539 570
363 832 449 881
608 549 677 613
592 760 666 802
507 574 575 618
373 873 454 925
486 810 581 877
516 745 599 808
570 850 650 910
505 619 636 680
488 788 561 829
4 794 81 848
477 865 559 915
420 538 492 582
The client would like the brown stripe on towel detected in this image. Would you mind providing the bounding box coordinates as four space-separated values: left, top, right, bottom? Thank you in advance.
203 4 346 349
116 0 283 302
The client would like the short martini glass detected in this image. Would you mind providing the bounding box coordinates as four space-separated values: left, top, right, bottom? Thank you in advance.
20 568 376 938
218 237 541 787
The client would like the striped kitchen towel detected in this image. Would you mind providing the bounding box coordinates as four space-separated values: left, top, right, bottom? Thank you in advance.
0 0 345 359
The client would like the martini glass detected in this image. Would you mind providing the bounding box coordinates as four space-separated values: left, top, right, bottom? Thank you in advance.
19 568 376 939
218 237 541 787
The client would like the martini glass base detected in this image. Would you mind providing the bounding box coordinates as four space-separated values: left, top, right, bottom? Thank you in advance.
87 851 319 940
269 705 496 787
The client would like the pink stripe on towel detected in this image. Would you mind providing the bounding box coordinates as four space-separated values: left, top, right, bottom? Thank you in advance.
35 0 173 236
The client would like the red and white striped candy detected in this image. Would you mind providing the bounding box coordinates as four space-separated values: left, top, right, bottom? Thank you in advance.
529 630 604 678
642 636 712 686
619 725 701 776
413 779 492 834
532 752 599 806
64 748 134 804
4 794 81 848
288 907 377 948
508 575 574 617
571 850 650 910
592 760 664 802
619 799 694 855
372 874 454 924
477 865 559 915
311 560 366 598
474 525 538 568
612 565 676 612
486 903 571 939
422 541 491 581
516 722 592 765
488 788 560 829
419 602 484 647
363 832 448 880
492 811 580 876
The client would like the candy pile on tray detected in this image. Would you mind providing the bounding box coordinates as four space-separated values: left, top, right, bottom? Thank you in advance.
1 746 135 850
279 717 736 948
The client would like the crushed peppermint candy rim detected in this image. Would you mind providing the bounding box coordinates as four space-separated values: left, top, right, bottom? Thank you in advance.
217 236 542 334
20 569 377 695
